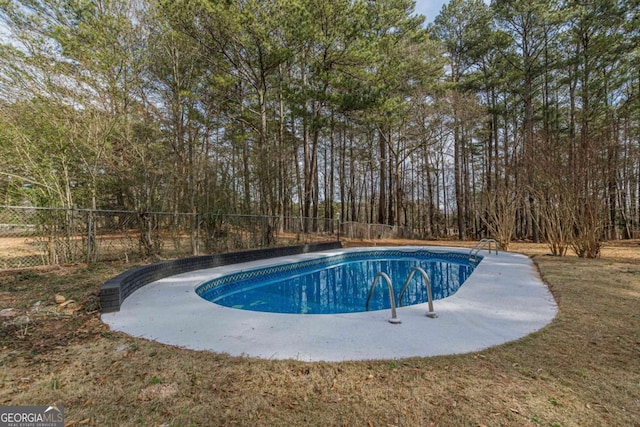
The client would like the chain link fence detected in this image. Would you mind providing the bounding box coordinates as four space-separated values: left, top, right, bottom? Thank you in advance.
0 207 191 268
340 222 418 240
0 206 422 270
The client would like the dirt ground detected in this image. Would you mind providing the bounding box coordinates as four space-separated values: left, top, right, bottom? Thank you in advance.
0 239 639 426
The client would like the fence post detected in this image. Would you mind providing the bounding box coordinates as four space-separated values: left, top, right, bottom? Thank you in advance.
196 213 201 256
86 209 93 264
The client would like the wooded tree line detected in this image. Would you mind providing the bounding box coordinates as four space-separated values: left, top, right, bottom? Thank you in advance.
0 0 638 257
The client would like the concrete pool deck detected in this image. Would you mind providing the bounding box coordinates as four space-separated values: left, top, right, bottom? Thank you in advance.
101 246 558 362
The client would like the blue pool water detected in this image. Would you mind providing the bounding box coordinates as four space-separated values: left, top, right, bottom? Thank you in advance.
196 250 476 314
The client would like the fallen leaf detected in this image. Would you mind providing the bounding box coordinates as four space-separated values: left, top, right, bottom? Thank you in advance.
0 308 16 317
57 299 76 309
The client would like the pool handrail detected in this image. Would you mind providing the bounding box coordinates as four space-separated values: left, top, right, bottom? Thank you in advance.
398 266 437 318
365 272 401 324
469 238 499 264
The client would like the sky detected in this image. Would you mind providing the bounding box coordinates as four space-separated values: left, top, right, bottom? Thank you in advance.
414 0 491 24
414 0 450 24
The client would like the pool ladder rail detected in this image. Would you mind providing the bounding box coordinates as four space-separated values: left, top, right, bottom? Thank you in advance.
469 238 500 264
365 267 437 324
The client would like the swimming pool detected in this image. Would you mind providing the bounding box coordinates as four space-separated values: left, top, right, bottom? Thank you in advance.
102 246 558 361
196 250 476 314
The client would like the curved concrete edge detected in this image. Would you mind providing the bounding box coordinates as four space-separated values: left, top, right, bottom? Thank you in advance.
101 246 558 362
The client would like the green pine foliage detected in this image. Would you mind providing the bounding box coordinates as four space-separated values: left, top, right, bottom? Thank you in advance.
0 0 638 256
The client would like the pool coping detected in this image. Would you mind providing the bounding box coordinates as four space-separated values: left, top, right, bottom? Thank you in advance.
101 246 558 362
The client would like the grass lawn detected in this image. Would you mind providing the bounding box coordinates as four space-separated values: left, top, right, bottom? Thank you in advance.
1 240 639 426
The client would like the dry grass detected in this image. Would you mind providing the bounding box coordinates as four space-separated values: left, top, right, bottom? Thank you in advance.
1 240 639 426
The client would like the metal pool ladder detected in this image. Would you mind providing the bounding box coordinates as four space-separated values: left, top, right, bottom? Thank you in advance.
398 266 437 318
469 238 499 264
365 268 438 323
365 272 401 324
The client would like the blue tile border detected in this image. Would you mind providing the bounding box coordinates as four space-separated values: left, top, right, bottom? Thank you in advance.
196 249 477 300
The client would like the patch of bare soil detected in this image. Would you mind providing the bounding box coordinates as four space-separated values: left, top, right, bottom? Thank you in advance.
0 241 639 426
